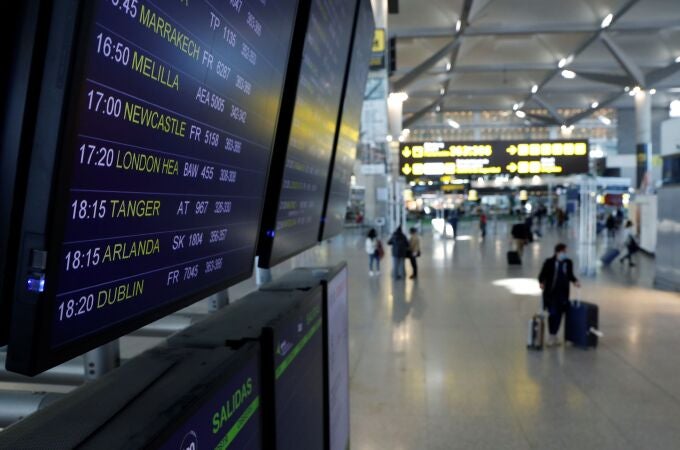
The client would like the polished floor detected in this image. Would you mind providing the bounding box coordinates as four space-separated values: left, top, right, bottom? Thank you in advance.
318 220 680 450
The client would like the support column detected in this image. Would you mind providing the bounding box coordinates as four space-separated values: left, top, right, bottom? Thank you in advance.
255 257 272 286
83 340 120 381
634 90 653 190
206 289 229 312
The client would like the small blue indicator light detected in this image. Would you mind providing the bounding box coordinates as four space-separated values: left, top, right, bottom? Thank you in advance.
27 275 46 293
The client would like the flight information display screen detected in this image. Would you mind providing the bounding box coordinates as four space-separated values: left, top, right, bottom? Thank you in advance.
10 0 298 369
265 0 356 264
158 351 262 450
321 0 374 240
399 140 590 180
272 293 324 450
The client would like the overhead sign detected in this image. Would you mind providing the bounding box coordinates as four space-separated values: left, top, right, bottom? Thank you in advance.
370 28 386 70
399 140 589 180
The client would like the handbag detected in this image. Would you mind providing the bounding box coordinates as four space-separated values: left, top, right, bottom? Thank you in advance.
376 240 385 259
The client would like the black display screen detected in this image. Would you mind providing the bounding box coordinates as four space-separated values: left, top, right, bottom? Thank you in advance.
272 295 324 450
321 0 374 240
264 0 356 264
157 351 262 450
9 0 297 370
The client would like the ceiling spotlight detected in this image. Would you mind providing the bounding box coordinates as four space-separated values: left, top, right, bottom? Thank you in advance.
447 119 460 129
386 135 393 142
436 105 441 112
388 92 409 102
558 55 574 68
601 13 613 29
561 69 576 79
515 110 527 119
512 103 520 111
650 88 657 95
624 86 630 92
398 135 405 142
598 116 612 125
455 20 462 32
676 56 680 63
440 87 446 96
401 128 411 135
531 84 539 94
446 62 452 71
591 101 599 109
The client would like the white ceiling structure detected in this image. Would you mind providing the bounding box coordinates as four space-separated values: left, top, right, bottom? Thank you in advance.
388 0 680 129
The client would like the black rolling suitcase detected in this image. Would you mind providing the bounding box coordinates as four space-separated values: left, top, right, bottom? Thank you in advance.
507 251 521 265
565 300 601 349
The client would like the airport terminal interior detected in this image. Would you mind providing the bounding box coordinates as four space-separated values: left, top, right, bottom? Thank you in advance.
1 0 680 449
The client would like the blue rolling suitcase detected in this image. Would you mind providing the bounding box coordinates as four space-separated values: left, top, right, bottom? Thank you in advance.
565 300 601 349
600 248 620 266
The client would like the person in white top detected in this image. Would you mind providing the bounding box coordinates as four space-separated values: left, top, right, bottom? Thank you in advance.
620 220 639 267
365 228 380 275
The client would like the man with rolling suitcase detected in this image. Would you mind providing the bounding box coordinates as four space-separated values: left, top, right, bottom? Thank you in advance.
538 243 581 347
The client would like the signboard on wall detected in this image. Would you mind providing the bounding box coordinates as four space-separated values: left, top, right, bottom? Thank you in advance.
399 140 590 180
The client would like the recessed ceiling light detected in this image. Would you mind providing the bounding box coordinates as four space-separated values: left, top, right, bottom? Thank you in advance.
515 110 526 119
601 13 613 29
598 116 612 125
591 101 599 109
531 84 539 94
447 119 460 129
561 69 576 79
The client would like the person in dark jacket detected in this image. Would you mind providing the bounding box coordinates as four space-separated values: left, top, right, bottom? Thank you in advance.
387 226 409 280
538 243 581 346
447 209 459 238
605 214 617 239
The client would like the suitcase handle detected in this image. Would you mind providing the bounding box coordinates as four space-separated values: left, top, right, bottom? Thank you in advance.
589 327 604 338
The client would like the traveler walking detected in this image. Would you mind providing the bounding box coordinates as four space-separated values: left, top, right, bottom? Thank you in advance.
620 220 639 267
511 221 530 254
387 226 409 280
408 227 421 279
479 211 487 238
447 209 459 238
539 243 581 346
605 214 617 239
365 228 381 276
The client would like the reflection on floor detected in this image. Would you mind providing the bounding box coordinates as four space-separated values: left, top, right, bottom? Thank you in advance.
323 221 680 450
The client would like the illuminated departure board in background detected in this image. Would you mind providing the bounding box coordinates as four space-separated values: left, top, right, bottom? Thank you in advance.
321 0 375 240
261 0 357 266
399 140 590 180
7 0 298 373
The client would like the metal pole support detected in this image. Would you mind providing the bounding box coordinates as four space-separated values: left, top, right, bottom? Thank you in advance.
83 340 120 381
0 390 65 428
207 289 229 313
256 267 272 286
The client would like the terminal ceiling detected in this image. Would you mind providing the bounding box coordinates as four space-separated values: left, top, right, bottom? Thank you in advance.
388 0 680 129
